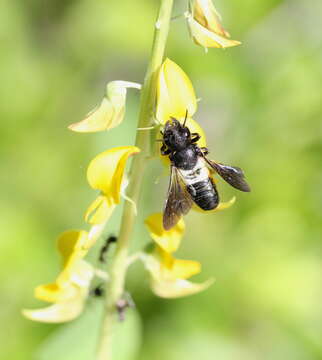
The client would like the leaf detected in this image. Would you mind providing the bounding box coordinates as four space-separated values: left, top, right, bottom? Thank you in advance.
36 302 142 360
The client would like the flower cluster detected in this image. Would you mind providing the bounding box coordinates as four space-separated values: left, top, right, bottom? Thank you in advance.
23 0 241 324
23 145 140 322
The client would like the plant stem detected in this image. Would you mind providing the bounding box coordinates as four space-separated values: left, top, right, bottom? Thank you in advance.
96 0 174 358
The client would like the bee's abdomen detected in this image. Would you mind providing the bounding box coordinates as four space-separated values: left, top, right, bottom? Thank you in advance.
187 178 219 210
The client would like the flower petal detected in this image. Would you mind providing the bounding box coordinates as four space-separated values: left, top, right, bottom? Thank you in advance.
87 223 107 248
142 247 201 282
156 59 197 123
193 196 236 213
68 81 141 133
56 230 89 286
69 260 95 288
68 98 114 133
34 283 78 303
84 195 116 225
155 247 201 280
192 0 230 37
145 213 185 253
186 14 241 49
23 261 94 323
22 294 84 323
141 239 212 299
151 278 214 298
87 146 140 202
212 196 236 211
106 81 141 129
57 230 88 266
170 258 201 279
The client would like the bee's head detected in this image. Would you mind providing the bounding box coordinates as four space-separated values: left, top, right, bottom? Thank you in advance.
163 118 191 151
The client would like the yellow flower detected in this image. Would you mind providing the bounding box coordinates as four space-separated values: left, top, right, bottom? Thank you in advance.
68 81 141 133
22 230 94 323
186 0 241 49
155 59 203 141
156 58 197 124
22 260 93 323
142 214 213 298
156 59 206 166
142 246 213 298
85 146 140 224
145 213 185 253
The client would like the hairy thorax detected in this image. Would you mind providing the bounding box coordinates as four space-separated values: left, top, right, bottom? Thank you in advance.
172 145 199 170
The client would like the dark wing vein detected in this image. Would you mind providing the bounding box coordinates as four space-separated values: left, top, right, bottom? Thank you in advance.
163 165 193 230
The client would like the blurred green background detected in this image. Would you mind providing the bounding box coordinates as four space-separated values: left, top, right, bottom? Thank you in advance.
1 0 322 359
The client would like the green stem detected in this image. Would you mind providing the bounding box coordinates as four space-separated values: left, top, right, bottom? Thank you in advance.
96 0 174 358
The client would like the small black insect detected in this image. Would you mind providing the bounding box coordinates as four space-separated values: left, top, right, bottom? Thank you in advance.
160 114 250 230
91 283 104 297
99 235 117 263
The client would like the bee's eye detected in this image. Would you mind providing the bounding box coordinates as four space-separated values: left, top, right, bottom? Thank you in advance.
183 129 190 138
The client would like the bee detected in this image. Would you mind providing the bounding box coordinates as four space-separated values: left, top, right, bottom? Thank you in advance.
160 115 250 230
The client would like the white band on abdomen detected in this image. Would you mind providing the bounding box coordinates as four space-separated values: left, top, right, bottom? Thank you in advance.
179 158 209 186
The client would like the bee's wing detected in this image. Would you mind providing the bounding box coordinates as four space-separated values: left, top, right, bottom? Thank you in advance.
163 165 193 230
204 157 251 192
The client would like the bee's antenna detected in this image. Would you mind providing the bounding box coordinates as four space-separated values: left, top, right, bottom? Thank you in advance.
183 109 188 127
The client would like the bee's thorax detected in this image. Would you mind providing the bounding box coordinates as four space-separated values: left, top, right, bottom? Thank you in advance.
171 145 198 170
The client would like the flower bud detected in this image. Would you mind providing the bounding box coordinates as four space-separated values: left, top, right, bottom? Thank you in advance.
186 0 241 49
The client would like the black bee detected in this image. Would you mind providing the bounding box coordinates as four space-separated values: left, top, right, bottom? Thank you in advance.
160 116 250 230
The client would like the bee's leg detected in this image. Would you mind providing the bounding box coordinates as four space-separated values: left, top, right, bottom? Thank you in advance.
195 146 209 156
191 133 201 143
160 143 166 153
161 143 171 156
200 147 209 155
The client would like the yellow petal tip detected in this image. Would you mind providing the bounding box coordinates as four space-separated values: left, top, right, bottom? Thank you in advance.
152 277 215 298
